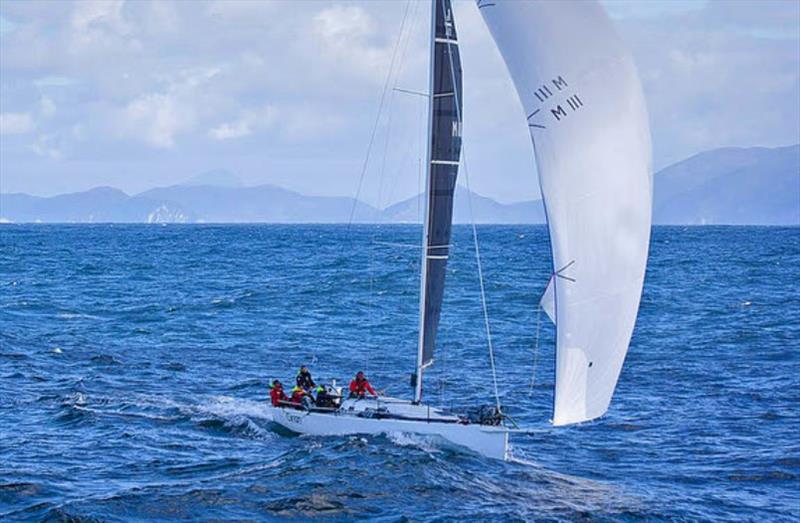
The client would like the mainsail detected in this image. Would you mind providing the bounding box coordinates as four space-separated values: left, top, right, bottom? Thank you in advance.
415 0 463 402
479 0 653 425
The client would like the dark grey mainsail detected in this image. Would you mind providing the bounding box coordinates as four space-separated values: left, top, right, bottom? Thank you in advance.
415 0 463 402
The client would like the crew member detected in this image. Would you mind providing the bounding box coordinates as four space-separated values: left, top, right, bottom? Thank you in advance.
296 365 316 391
349 371 377 399
290 386 313 409
269 380 288 407
315 385 335 408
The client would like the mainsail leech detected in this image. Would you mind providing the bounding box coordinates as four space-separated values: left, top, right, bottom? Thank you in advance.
415 0 463 403
479 0 653 425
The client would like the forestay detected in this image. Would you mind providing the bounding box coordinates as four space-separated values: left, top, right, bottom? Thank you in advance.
478 0 653 425
416 0 463 400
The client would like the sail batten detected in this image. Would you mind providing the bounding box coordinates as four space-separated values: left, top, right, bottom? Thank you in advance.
415 0 463 402
479 0 653 425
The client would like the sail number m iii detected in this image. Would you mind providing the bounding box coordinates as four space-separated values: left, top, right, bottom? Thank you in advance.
527 75 584 129
551 95 583 121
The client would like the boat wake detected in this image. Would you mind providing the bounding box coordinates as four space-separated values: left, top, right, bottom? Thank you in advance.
52 390 279 441
504 449 646 515
385 431 445 456
193 395 274 422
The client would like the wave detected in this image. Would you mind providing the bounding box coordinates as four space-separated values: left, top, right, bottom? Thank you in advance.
56 312 104 321
191 395 275 422
159 362 186 372
89 354 122 366
210 290 257 308
265 493 348 517
505 449 647 515
385 432 445 456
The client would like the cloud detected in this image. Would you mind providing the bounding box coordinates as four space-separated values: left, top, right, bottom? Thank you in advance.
29 133 62 159
0 0 796 202
206 0 279 21
0 113 35 134
33 76 78 88
39 96 56 117
70 0 130 45
0 14 17 35
119 92 188 149
208 120 250 141
208 105 276 141
116 66 221 148
312 5 395 82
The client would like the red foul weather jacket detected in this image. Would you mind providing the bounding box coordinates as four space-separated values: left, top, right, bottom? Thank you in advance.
270 387 288 406
349 378 377 397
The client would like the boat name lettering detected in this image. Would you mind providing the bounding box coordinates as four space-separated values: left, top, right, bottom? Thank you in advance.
285 413 303 424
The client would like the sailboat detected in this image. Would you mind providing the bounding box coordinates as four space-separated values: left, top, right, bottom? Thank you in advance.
269 0 652 459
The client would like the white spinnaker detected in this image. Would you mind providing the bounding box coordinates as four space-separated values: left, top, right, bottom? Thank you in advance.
479 0 652 426
540 276 556 325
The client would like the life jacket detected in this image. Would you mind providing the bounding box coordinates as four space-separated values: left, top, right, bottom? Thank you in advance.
270 385 287 406
290 387 306 403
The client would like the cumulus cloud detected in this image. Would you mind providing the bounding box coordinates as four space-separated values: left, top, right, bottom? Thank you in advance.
69 0 137 53
39 96 56 117
29 133 62 160
120 93 187 149
0 113 35 135
209 105 276 140
114 66 221 148
0 0 796 201
312 5 403 83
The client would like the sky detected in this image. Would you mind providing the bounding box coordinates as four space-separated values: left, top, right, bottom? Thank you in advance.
0 0 798 206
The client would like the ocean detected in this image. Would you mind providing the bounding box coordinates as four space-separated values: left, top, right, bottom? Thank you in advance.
1 224 798 522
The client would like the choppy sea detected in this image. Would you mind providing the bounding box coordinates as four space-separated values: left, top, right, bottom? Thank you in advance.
1 224 798 522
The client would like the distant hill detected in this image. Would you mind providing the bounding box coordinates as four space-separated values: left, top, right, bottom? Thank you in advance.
0 187 194 223
1 145 797 224
179 169 243 188
385 185 545 224
0 184 380 224
138 184 381 223
653 144 799 225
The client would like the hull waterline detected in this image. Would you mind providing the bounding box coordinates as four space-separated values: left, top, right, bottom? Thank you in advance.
269 399 509 460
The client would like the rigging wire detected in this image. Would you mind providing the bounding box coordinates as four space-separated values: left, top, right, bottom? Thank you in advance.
528 303 543 396
364 0 420 376
439 0 502 411
346 0 414 231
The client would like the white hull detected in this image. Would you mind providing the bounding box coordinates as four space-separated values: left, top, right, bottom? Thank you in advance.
269 397 509 460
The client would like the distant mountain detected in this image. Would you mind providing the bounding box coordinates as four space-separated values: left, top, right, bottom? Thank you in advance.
1 145 797 224
138 184 381 223
0 184 380 224
653 144 799 225
385 185 545 224
179 169 243 188
0 187 194 223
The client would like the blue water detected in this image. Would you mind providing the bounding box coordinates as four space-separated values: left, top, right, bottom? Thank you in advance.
1 224 798 522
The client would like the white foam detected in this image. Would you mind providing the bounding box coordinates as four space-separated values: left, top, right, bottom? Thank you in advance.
196 395 275 421
386 431 443 455
56 312 103 320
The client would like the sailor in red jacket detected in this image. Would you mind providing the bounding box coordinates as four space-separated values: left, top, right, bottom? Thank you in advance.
349 371 377 399
269 380 288 407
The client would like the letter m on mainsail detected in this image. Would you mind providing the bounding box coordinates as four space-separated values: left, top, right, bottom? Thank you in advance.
551 105 567 121
552 76 568 90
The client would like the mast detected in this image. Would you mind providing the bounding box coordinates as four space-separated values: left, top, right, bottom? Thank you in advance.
414 0 463 403
414 0 437 404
